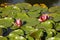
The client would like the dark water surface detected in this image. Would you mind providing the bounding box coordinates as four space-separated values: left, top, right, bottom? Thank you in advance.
0 0 60 7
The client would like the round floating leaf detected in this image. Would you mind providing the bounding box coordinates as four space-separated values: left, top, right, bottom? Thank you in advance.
26 35 34 40
30 29 43 40
21 26 37 34
8 33 26 40
25 18 40 26
42 7 48 12
0 28 3 36
55 33 60 38
15 3 32 10
49 6 60 13
48 13 60 22
0 36 7 40
9 29 24 36
0 17 14 28
46 29 56 38
46 37 60 40
40 20 55 30
29 6 42 12
1 5 20 18
55 23 60 31
27 10 41 18
16 13 29 21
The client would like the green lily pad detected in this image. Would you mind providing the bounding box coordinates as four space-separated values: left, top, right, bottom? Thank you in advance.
27 10 41 18
1 5 20 18
0 36 7 40
8 33 26 40
0 17 14 28
48 13 60 22
16 13 29 21
10 26 20 29
0 7 3 12
9 29 24 36
39 20 55 30
46 37 60 40
55 33 60 38
30 29 43 39
46 29 56 38
25 18 40 26
55 23 60 31
49 6 60 13
42 7 48 12
29 6 42 11
15 3 32 10
21 26 37 34
0 28 3 36
26 35 34 40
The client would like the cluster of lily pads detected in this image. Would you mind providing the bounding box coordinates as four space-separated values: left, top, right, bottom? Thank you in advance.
0 3 60 40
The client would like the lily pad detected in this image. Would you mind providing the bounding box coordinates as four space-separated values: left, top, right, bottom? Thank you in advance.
0 17 14 28
0 36 7 40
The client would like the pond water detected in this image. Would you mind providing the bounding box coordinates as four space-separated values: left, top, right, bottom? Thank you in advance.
0 0 60 7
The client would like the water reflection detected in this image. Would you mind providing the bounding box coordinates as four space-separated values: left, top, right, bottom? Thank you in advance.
9 0 25 4
0 0 25 3
53 0 60 6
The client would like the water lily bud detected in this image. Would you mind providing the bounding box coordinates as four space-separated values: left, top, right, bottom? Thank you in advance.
15 19 22 27
38 14 49 22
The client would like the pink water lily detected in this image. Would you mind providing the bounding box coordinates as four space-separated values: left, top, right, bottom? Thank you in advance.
38 14 49 22
15 19 22 27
